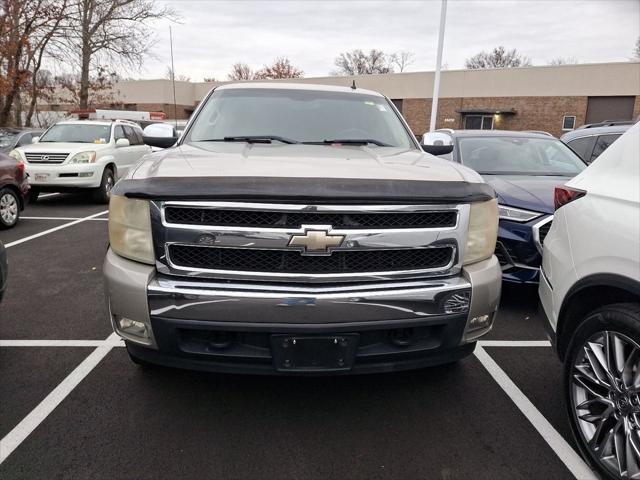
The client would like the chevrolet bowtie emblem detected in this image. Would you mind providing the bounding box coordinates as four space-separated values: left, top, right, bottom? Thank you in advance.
288 229 345 255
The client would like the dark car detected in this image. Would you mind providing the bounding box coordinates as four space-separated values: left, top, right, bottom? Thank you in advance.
0 152 29 229
0 128 42 154
560 120 634 163
422 129 586 283
0 241 6 302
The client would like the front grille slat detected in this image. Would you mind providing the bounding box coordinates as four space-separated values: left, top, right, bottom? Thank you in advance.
165 207 457 230
25 152 69 164
169 245 454 274
538 221 552 244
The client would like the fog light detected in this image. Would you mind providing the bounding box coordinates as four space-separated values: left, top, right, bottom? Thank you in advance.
442 291 471 314
117 316 149 339
463 313 495 342
469 314 491 330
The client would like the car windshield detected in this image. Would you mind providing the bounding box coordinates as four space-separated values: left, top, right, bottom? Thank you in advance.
0 129 18 148
39 124 111 144
457 136 587 175
186 88 415 148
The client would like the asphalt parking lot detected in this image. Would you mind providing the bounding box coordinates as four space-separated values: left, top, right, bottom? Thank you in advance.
0 195 598 480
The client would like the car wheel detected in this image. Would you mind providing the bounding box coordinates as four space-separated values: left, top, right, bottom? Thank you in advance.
92 168 114 204
28 187 40 203
564 303 640 480
0 188 20 229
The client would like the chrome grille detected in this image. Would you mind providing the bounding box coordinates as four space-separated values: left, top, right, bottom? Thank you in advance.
164 207 457 229
168 245 454 274
25 152 69 164
154 201 468 282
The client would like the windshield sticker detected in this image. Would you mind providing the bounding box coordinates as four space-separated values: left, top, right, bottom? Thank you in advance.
95 138 107 144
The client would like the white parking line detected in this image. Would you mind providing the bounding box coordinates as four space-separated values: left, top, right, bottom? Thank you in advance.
478 340 551 347
0 333 120 465
0 339 123 347
5 210 108 248
474 345 596 480
21 216 108 221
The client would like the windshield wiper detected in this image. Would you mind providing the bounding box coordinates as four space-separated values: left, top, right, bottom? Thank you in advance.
303 139 392 147
200 135 298 144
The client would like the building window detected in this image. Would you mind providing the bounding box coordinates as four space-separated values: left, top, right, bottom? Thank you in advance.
391 99 403 113
464 114 493 130
562 115 576 131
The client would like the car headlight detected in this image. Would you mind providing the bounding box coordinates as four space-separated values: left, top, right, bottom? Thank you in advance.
68 151 97 164
108 195 155 265
8 149 22 161
498 205 542 223
463 198 499 265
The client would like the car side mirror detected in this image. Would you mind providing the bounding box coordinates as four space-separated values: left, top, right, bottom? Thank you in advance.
115 138 130 148
142 123 178 149
32 136 40 144
421 144 454 156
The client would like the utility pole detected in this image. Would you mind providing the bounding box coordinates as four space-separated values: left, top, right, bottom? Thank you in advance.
429 0 447 132
169 25 178 129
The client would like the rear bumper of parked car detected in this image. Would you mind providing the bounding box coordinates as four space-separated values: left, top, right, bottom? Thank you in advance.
103 249 502 375
26 163 102 189
494 215 553 283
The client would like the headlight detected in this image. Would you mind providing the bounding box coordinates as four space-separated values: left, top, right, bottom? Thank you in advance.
68 151 96 164
463 198 499 265
108 195 154 264
8 149 22 161
498 205 542 223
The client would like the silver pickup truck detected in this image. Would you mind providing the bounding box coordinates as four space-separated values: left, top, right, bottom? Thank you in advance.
104 83 502 375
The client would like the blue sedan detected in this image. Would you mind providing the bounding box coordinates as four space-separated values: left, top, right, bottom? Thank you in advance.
423 130 587 283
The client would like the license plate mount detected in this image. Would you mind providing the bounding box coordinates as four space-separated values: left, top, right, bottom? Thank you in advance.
271 334 359 372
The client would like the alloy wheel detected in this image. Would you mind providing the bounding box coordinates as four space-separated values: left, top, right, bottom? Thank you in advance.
105 174 114 197
0 193 18 225
571 330 640 479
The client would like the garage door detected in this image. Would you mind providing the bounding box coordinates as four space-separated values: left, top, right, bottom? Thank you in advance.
585 96 635 124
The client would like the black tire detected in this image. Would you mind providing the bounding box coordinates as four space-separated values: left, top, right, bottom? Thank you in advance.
0 187 20 229
28 187 40 204
92 167 115 204
563 303 640 480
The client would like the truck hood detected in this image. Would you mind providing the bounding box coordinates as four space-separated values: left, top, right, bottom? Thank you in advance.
132 142 482 183
114 143 495 204
482 174 574 215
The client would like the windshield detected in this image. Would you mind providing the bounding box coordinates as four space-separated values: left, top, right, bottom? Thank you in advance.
0 129 18 148
457 136 586 175
39 124 111 144
186 88 415 148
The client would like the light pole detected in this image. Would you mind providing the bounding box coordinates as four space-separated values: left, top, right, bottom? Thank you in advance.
429 0 448 133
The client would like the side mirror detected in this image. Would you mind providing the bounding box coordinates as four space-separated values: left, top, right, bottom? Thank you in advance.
142 123 178 149
421 144 454 156
115 138 130 148
32 136 40 144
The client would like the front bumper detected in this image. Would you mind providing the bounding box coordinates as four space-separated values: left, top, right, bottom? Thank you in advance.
104 249 502 374
26 163 101 188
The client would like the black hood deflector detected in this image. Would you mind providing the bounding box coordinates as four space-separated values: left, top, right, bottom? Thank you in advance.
112 176 496 204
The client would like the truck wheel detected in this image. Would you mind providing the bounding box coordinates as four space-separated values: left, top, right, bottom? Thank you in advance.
0 187 20 229
563 303 640 480
28 187 40 203
92 168 114 204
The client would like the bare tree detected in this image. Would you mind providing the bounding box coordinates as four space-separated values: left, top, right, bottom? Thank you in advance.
332 49 394 75
548 57 578 66
254 57 303 79
227 62 254 81
164 66 190 82
464 46 531 69
0 0 70 126
65 0 175 109
54 66 119 108
390 51 415 72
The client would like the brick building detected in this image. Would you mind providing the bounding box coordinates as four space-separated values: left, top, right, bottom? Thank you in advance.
42 62 640 138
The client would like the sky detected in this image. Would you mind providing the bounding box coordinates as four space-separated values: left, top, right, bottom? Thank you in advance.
138 0 640 81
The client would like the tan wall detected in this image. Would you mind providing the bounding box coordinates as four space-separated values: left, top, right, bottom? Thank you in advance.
402 96 591 138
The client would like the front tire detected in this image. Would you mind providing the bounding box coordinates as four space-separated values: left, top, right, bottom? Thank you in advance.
92 168 114 204
563 303 640 480
0 188 20 229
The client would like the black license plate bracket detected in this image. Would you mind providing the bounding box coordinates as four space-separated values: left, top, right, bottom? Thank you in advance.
270 334 359 372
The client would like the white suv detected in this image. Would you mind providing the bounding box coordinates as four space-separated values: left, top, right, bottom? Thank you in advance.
539 123 639 480
10 120 151 203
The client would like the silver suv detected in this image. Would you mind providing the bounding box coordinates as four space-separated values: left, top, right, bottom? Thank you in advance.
103 83 502 375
